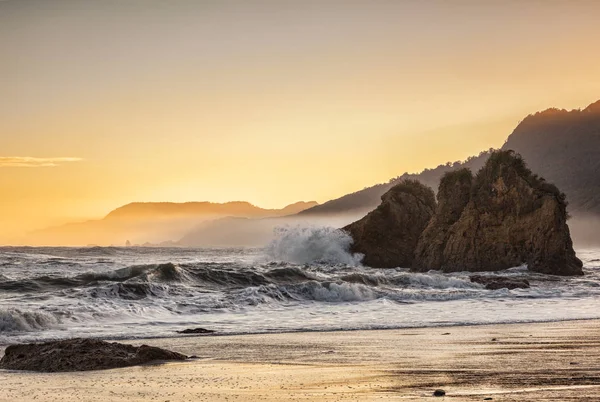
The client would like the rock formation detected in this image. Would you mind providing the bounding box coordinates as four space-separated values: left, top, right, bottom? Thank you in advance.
0 338 187 372
412 168 473 271
343 180 436 268
413 150 583 276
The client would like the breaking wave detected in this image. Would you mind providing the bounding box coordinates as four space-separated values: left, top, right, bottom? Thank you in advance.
264 225 363 266
0 309 61 332
1 246 599 342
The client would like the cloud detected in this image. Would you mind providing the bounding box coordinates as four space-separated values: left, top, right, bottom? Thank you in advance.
0 157 83 167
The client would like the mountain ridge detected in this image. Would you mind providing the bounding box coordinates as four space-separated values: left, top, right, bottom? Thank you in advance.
24 200 318 246
299 100 600 218
104 200 318 220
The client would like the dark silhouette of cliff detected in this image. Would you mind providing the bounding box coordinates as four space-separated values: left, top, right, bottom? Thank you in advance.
501 101 600 215
299 100 600 220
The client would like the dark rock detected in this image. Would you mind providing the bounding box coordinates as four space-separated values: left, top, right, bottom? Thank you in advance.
469 275 530 290
176 327 215 334
433 389 446 396
413 150 583 276
0 338 187 372
413 168 473 271
343 180 436 268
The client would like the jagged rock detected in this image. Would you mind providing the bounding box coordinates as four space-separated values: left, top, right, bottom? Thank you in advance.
469 275 530 290
413 150 583 276
343 180 436 268
0 338 187 372
413 168 473 270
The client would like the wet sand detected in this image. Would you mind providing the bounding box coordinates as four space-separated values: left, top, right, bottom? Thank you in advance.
2 320 600 401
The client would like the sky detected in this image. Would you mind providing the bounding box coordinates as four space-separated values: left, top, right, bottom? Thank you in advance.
1 0 600 239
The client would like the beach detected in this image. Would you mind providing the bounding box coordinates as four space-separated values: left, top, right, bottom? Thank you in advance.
2 319 600 401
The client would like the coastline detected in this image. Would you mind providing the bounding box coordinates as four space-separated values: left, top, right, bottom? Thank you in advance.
3 319 600 401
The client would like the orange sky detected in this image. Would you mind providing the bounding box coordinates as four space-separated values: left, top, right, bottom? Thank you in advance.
1 0 600 241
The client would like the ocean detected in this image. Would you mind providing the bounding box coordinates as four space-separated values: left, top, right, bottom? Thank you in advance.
1 226 599 345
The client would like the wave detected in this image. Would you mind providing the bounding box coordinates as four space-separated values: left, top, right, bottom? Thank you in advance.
0 260 514 303
83 282 173 300
74 246 120 255
76 263 184 283
388 272 478 289
230 281 377 305
0 308 60 332
263 266 317 282
0 276 81 292
264 225 363 266
231 277 487 306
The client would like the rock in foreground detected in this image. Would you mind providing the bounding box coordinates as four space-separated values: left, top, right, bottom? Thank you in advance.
0 338 187 372
343 180 436 268
413 150 583 276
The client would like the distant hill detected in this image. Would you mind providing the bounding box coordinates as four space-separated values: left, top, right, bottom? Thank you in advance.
26 200 318 246
104 201 317 220
298 150 492 217
300 100 600 218
501 101 600 215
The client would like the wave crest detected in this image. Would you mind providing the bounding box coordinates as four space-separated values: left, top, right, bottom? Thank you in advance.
265 225 363 266
0 309 60 332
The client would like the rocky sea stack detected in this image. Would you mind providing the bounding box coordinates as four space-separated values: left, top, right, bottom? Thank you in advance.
414 150 582 275
343 180 436 268
0 338 187 372
346 150 583 276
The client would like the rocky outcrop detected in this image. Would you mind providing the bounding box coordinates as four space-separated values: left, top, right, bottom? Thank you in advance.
0 338 187 372
412 168 473 271
343 180 436 268
413 150 583 276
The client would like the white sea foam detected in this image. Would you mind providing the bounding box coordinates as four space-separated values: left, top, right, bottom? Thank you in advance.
1 246 599 344
307 282 376 302
264 225 363 266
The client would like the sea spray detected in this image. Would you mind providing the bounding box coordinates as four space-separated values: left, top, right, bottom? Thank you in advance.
265 225 363 266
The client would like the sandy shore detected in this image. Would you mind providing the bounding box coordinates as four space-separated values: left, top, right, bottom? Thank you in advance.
2 320 600 401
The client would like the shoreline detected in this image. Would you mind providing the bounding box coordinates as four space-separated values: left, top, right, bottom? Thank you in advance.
4 315 600 349
3 319 600 401
124 315 600 341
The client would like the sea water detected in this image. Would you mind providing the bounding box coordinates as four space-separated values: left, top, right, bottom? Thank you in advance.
1 226 599 344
